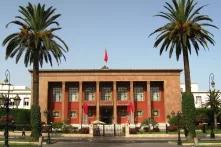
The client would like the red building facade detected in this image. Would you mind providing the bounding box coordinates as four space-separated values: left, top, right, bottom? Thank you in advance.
34 69 182 125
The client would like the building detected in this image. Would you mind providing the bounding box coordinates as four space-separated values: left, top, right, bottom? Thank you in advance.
33 69 182 126
180 83 212 108
0 84 31 109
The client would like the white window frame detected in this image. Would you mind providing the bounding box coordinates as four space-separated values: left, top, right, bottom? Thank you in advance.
152 109 160 117
52 111 60 117
117 87 128 101
85 87 95 101
69 111 77 118
69 87 79 102
134 86 144 101
23 97 29 106
136 110 143 116
151 87 160 101
101 87 112 101
195 96 202 105
52 87 61 102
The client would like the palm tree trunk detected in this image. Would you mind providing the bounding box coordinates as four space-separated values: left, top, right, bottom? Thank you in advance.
183 48 191 93
214 113 217 129
32 56 39 106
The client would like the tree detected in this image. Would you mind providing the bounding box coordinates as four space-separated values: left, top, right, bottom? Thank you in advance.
205 90 221 129
2 3 68 140
150 0 217 139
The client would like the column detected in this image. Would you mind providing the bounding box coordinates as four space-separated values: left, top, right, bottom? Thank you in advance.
62 82 68 122
130 81 134 124
96 82 100 120
113 81 117 124
147 81 151 118
79 81 83 124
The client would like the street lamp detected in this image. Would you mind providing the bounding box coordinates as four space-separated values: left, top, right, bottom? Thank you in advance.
209 73 215 138
177 111 182 145
209 73 215 90
0 69 21 147
43 110 51 144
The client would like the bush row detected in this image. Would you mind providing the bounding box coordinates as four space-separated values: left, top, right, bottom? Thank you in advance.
0 108 30 124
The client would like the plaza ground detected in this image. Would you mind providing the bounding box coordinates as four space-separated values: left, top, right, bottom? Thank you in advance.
43 142 188 147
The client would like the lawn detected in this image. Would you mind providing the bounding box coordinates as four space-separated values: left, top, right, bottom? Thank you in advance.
0 144 37 147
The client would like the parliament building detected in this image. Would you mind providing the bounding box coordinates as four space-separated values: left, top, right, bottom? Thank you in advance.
35 68 182 126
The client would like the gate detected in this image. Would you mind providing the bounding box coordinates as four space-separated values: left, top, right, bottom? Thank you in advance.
93 124 125 136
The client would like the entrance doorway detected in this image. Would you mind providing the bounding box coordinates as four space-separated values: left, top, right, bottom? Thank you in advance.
100 106 113 124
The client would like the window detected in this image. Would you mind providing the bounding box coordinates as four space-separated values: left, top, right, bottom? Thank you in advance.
151 87 160 101
52 111 60 117
195 96 202 105
69 87 78 102
85 87 95 101
101 87 112 101
117 87 128 101
152 109 159 117
69 111 77 118
136 110 143 116
88 108 95 117
134 86 144 101
23 98 29 106
52 87 61 102
118 109 128 116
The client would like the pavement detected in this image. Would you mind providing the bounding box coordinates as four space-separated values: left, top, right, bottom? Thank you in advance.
43 141 185 147
1 131 221 146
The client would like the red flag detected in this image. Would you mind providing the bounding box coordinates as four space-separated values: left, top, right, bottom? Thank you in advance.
127 102 134 113
82 103 88 114
104 49 108 63
127 104 131 113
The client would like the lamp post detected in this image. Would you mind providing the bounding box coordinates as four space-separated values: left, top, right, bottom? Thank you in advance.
43 110 51 144
209 73 215 138
0 69 21 147
177 111 182 145
209 73 215 90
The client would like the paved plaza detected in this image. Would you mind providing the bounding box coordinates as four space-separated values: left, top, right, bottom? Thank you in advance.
44 142 187 147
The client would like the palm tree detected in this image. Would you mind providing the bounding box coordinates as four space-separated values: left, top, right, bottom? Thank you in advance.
2 3 68 139
150 0 217 139
3 2 68 106
205 90 221 129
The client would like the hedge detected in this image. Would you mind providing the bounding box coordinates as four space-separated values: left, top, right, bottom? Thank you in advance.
0 108 30 124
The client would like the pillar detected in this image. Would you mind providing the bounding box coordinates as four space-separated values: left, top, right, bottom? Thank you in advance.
130 81 134 124
62 82 68 122
147 81 151 118
79 81 83 124
113 81 117 123
96 81 100 120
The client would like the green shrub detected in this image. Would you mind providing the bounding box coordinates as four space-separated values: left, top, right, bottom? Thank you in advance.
79 127 89 134
195 108 211 124
0 109 30 124
182 92 196 138
142 118 158 129
168 115 184 127
51 122 63 129
30 105 41 141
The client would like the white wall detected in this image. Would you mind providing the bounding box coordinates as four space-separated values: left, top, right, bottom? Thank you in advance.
180 83 220 108
0 85 31 109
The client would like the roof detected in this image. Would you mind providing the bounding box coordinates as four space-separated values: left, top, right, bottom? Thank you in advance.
29 69 182 73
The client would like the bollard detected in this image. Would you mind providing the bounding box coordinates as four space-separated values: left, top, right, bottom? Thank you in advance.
38 136 43 147
22 128 26 136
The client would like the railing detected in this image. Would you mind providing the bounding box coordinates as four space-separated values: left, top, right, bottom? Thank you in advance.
93 124 125 136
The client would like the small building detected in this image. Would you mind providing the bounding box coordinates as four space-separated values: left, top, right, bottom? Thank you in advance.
0 84 31 109
32 69 182 127
180 83 215 108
